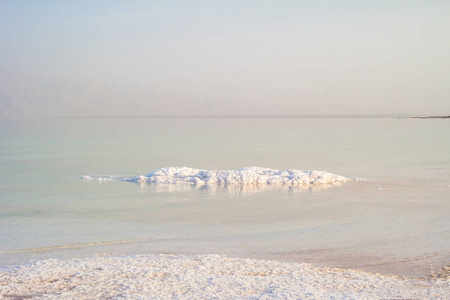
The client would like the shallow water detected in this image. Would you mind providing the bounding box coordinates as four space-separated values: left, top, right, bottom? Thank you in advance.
0 117 449 277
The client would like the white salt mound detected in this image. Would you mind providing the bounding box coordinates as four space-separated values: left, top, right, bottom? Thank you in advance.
85 166 352 186
1 254 448 299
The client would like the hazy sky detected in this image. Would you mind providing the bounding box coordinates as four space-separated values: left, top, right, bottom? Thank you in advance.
1 0 449 117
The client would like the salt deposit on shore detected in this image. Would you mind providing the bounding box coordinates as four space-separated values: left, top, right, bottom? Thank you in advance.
1 254 448 299
84 166 353 186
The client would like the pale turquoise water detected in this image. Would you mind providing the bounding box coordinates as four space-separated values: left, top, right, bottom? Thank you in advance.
0 118 449 276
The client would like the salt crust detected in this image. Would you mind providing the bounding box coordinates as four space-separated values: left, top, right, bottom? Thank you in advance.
84 166 353 186
1 254 448 299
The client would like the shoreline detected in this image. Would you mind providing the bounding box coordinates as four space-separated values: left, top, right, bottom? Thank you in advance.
1 253 449 299
2 236 449 280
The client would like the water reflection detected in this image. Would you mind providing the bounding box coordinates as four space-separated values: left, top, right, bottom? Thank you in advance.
96 180 342 195
82 174 346 194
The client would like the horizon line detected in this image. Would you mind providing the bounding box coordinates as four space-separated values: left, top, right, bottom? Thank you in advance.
53 114 408 119
3 113 448 120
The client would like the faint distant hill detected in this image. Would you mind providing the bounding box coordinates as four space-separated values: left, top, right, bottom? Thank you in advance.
0 72 420 119
0 72 269 118
0 73 155 119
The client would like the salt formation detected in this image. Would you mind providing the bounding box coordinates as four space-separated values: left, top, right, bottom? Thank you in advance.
1 254 448 299
85 166 351 186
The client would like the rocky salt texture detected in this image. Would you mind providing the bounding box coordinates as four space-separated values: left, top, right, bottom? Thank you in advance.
84 166 353 186
1 254 448 299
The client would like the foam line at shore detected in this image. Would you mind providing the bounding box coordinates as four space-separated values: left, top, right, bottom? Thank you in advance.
1 240 138 254
1 254 448 299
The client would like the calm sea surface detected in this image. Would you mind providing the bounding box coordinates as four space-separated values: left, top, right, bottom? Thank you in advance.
0 118 449 277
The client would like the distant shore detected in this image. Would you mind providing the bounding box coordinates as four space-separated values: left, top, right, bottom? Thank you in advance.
409 116 450 119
